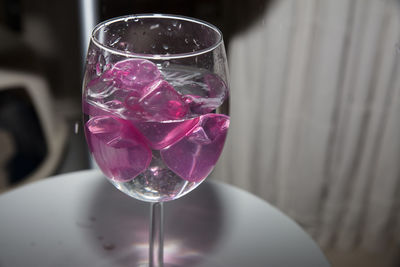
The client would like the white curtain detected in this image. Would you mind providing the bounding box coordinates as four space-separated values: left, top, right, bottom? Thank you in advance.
213 0 400 251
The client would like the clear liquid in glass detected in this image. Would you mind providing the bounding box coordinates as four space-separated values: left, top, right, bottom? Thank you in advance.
83 59 229 202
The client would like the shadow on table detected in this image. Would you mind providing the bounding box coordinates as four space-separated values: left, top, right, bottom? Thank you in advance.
83 176 225 267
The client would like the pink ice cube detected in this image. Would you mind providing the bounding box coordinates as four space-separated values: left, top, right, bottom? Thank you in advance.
86 77 117 99
104 99 124 110
85 115 151 182
182 94 221 114
204 73 228 99
86 58 161 101
83 100 105 117
183 73 228 114
160 114 229 182
136 79 188 121
105 58 161 90
123 90 146 119
83 99 123 117
133 117 199 150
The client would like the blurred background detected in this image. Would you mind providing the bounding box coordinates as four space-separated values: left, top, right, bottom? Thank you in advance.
1 0 400 266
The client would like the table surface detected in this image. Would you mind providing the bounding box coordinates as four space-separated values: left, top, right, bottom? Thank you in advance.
0 170 330 267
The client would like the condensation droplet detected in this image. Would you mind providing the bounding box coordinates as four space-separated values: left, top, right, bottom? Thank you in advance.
167 26 172 31
87 50 97 64
162 61 170 68
184 38 189 44
96 55 106 76
133 17 139 22
162 44 169 50
172 21 178 27
151 44 156 49
110 36 121 46
150 24 160 30
118 42 128 50
193 39 200 47
74 122 79 134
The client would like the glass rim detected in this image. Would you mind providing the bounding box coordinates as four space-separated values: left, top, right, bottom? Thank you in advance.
91 13 224 60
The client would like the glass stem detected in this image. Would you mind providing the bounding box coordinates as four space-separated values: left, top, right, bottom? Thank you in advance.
149 202 164 267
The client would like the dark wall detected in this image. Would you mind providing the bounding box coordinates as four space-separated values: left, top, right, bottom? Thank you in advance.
100 0 272 49
0 0 272 99
0 0 81 99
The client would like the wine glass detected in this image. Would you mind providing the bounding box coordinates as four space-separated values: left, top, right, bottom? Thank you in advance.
82 14 229 266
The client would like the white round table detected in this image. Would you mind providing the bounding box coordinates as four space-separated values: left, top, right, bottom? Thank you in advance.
0 170 330 267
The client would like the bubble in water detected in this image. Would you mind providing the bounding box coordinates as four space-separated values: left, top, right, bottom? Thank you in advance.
151 44 156 49
178 23 182 30
162 44 169 50
167 26 172 31
172 21 178 27
133 17 139 22
184 38 189 44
